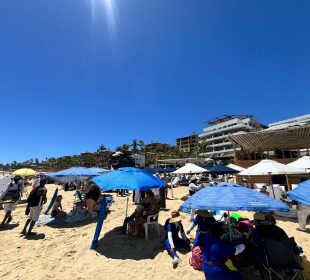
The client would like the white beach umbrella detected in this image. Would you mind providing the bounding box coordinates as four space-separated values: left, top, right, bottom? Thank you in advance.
173 163 208 174
227 163 245 172
239 159 304 176
239 159 304 199
287 156 310 172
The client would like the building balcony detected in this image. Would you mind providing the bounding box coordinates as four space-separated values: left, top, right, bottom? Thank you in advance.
202 123 252 136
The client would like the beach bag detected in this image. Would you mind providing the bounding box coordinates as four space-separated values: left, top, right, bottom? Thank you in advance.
189 246 203 270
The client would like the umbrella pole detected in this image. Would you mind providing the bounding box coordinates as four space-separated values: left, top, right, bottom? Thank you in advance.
285 174 290 191
170 178 174 199
227 210 232 242
125 195 129 219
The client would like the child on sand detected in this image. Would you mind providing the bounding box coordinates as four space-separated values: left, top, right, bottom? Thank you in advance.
51 195 67 218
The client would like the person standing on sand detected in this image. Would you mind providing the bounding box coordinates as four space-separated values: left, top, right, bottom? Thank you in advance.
21 183 47 236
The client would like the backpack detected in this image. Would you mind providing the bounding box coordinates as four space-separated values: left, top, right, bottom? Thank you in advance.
189 246 203 270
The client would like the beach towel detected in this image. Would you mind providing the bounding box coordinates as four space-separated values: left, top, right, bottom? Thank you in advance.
44 188 58 215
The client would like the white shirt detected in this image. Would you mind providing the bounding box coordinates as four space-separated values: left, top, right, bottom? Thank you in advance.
189 183 201 192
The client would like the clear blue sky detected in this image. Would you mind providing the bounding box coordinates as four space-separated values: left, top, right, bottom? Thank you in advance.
1 1 310 163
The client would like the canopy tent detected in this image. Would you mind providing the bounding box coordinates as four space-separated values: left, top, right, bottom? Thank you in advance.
287 156 310 172
12 168 37 177
229 123 310 152
180 182 289 213
90 167 164 249
88 167 110 174
48 167 100 183
287 180 310 206
239 159 304 176
208 164 239 174
173 163 208 174
227 163 245 172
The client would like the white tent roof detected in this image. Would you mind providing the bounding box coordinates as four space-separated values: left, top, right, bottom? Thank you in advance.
287 156 310 171
173 163 208 174
227 164 245 172
239 159 304 176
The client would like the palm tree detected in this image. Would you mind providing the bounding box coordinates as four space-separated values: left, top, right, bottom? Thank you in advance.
97 144 107 154
138 140 145 152
131 139 138 153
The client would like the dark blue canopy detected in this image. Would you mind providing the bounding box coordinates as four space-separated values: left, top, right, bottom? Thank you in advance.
287 180 310 206
208 165 239 174
91 167 164 191
180 182 289 212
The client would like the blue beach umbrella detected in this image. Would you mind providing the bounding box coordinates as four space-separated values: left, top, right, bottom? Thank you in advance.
180 182 290 213
91 167 164 191
287 180 310 206
88 167 110 174
90 167 164 249
48 167 100 183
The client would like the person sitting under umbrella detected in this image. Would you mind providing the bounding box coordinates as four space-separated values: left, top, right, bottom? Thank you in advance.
186 210 216 247
85 183 101 219
164 210 191 265
202 222 245 280
126 191 160 235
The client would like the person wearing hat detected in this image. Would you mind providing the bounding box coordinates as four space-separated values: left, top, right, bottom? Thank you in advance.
202 222 245 280
164 210 191 265
188 179 202 196
186 210 216 247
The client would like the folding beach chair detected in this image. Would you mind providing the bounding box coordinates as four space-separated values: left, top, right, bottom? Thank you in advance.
259 237 305 280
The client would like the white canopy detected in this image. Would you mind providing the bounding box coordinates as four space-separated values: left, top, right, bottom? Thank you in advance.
173 163 208 174
239 159 304 176
287 156 310 171
227 163 245 172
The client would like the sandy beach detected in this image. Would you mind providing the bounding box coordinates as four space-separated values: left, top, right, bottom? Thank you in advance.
1 184 309 280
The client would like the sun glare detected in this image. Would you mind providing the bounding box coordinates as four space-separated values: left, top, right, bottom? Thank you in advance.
90 0 117 37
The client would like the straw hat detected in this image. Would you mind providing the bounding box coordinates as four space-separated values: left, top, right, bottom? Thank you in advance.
196 210 213 218
169 210 185 223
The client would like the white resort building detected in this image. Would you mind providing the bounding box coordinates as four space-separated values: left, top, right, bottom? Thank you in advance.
199 115 265 159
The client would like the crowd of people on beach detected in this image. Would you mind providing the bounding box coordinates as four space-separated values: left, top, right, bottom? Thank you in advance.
0 169 308 280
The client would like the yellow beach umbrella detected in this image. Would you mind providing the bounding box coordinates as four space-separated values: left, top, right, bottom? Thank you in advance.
12 168 37 177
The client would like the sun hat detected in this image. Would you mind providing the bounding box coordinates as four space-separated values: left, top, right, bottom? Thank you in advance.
169 210 185 223
196 210 213 218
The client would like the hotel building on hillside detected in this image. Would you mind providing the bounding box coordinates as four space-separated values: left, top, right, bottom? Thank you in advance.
199 115 266 160
176 133 200 153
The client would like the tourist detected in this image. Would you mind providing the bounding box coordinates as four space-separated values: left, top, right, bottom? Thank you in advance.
188 179 202 196
1 202 17 226
202 222 245 280
186 210 216 247
296 202 310 233
164 210 191 265
21 186 47 236
129 190 160 235
85 183 101 219
1 176 23 225
259 185 269 196
51 195 67 218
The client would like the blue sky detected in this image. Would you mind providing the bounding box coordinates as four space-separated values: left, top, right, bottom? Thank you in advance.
0 1 310 163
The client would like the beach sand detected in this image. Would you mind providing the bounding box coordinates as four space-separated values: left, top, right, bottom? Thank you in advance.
0 184 309 280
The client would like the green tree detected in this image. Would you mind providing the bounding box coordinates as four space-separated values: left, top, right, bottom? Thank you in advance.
131 139 138 153
97 144 107 154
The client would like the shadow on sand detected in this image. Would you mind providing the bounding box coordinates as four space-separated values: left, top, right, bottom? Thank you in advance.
24 233 46 240
94 226 165 260
0 223 20 231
